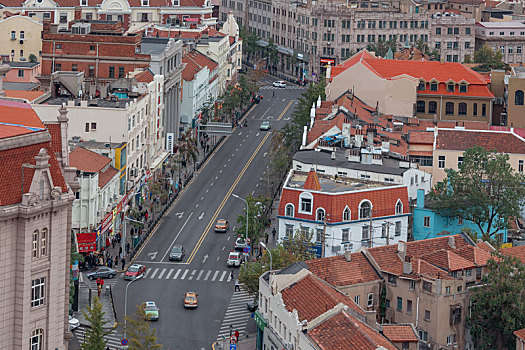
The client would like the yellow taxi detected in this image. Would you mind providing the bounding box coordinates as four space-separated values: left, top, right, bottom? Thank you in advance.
184 291 198 308
214 219 229 233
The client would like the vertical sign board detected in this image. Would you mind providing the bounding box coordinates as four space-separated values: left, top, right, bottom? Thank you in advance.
166 133 174 155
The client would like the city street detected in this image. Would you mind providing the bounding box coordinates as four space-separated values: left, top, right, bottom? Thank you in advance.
109 76 305 349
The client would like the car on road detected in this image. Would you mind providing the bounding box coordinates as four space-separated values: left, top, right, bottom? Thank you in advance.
214 219 229 233
272 80 286 88
143 301 159 321
227 251 242 267
169 245 185 261
260 121 271 131
184 291 198 308
234 237 251 251
124 264 146 280
84 266 116 280
247 299 258 312
69 315 80 331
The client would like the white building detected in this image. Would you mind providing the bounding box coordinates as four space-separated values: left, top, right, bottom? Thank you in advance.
220 11 243 84
69 147 120 233
196 28 230 94
277 170 410 256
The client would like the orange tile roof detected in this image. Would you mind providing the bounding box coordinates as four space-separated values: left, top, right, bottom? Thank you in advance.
44 122 63 156
420 249 477 272
135 69 154 83
281 274 365 322
303 169 321 190
501 245 525 263
182 50 218 81
0 99 46 139
69 147 111 173
514 328 525 341
98 166 119 188
307 252 382 286
382 325 419 343
4 90 46 102
455 245 493 267
309 310 397 350
436 129 525 154
182 54 203 81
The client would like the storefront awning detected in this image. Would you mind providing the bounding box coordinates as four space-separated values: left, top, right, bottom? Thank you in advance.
150 151 170 171
76 232 97 253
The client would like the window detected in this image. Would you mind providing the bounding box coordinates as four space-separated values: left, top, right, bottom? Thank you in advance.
119 66 125 78
299 193 313 214
54 63 61 71
388 274 397 285
402 342 410 350
459 84 467 93
395 221 401 236
354 295 360 306
109 66 115 78
515 90 524 105
423 281 432 292
447 83 455 93
88 65 95 77
60 13 67 23
385 299 390 308
285 224 293 238
285 204 294 217
40 228 47 256
43 12 51 19
430 82 438 91
91 122 97 130
482 103 487 116
89 45 96 51
367 293 374 307
361 226 369 241
445 286 451 294
359 201 371 219
32 230 39 258
445 102 454 115
457 156 464 168
31 277 45 307
381 223 387 238
447 334 457 345
419 330 428 342
316 228 323 243
343 207 350 221
435 27 441 35
316 208 326 221
519 160 524 173
395 200 403 215
458 103 467 115
342 228 349 242
397 297 402 311
10 30 16 40
30 329 43 350
428 101 437 114
72 64 77 72
416 100 425 113
85 123 90 132
407 299 412 313
17 69 24 77
409 280 416 290
423 216 431 228
418 81 426 91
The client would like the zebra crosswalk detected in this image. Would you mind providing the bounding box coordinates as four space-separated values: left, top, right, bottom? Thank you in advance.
140 267 234 283
85 277 118 291
216 289 254 341
260 85 304 90
73 326 123 349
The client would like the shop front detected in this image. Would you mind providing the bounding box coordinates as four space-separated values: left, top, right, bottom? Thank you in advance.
254 310 267 350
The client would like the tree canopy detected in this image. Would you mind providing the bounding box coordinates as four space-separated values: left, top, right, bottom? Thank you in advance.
468 252 525 350
429 146 525 243
366 39 397 58
472 44 510 72
81 297 112 350
124 306 162 350
239 26 259 64
235 194 270 243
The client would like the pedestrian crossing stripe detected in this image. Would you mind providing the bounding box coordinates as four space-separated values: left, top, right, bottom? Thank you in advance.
216 289 255 341
260 85 304 90
73 326 123 349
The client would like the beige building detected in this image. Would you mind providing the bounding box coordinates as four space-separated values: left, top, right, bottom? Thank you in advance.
0 15 43 62
0 94 76 349
475 21 525 64
430 15 475 63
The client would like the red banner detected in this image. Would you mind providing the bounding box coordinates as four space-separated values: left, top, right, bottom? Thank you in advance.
76 232 97 253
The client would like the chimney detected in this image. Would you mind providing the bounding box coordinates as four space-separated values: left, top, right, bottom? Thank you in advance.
58 103 70 167
317 95 322 108
367 130 374 148
74 6 82 21
344 251 352 262
448 236 456 249
302 125 308 147
43 19 51 34
403 261 413 274
397 241 406 262
310 103 315 130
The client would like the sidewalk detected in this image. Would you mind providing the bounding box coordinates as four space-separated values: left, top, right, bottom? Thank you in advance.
213 334 257 350
75 274 116 328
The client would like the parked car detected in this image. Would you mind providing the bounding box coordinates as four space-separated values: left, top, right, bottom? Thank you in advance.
247 299 258 312
214 219 230 233
272 80 286 88
143 301 159 321
184 291 198 308
234 237 251 251
69 315 80 331
260 121 271 131
169 245 185 261
124 264 146 280
84 266 116 280
227 251 242 267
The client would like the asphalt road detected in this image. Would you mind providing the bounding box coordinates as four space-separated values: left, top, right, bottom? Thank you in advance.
110 76 305 349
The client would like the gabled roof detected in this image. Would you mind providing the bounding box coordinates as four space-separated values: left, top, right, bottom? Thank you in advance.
4 90 47 103
501 245 525 263
0 99 46 139
44 122 63 155
382 325 419 343
98 166 119 188
281 274 364 322
454 245 493 267
182 50 218 81
135 68 154 83
409 131 434 144
436 129 525 154
420 249 477 272
69 147 111 173
514 328 525 341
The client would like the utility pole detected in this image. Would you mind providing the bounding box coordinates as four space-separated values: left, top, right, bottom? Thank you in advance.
321 213 329 258
386 223 390 246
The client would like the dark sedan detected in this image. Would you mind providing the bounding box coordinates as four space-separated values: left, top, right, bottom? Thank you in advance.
169 245 185 261
84 266 116 280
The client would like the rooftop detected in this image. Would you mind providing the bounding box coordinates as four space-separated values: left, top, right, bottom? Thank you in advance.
0 99 46 139
435 128 525 154
7 61 39 68
477 21 525 29
286 170 394 193
69 146 112 173
382 325 419 343
514 328 525 341
70 140 125 150
43 95 141 109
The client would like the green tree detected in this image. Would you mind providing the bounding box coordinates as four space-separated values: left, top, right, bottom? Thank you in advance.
70 241 85 309
429 146 525 242
429 48 440 61
235 194 270 242
282 79 326 151
240 26 259 65
266 37 279 72
28 53 37 63
367 39 397 57
179 129 198 165
472 44 510 72
265 131 292 197
124 306 162 350
415 38 431 55
81 297 111 350
468 252 525 350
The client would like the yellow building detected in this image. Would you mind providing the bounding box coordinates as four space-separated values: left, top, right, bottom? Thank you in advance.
0 15 42 62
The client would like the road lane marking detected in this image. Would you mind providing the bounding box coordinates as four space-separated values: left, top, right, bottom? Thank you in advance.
204 270 211 281
219 271 227 281
160 212 194 261
157 268 166 279
256 183 259 188
212 271 219 281
261 105 271 119
201 196 204 201
222 246 225 251
150 268 159 279
144 269 152 278
206 189 209 193
173 269 181 279
181 269 189 280
227 158 230 162
188 269 197 280
227 236 231 241
165 269 173 279
197 270 204 280
186 100 294 265
220 169 223 174
210 182 214 186
251 190 255 195
196 203 199 208
217 256 220 261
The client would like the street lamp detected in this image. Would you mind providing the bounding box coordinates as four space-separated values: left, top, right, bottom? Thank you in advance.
124 275 143 340
260 242 272 271
231 194 248 244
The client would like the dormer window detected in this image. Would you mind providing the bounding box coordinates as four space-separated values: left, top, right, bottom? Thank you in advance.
81 0 87 6
418 81 426 91
173 0 179 5
430 82 438 91
447 83 455 92
299 192 313 214
359 200 372 219
459 84 467 93
142 0 149 5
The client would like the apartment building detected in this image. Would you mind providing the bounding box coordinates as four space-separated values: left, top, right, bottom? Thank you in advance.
430 14 475 63
0 15 42 62
475 21 525 64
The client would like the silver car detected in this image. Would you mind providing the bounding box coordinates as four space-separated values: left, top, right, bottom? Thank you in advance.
260 121 271 131
84 266 116 280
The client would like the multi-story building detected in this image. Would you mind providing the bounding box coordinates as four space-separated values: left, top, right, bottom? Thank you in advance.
277 169 410 256
430 14 475 63
475 21 525 64
220 11 243 84
195 28 230 93
0 96 76 349
0 14 42 62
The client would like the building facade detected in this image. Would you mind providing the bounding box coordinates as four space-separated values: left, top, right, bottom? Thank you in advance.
0 15 43 62
475 21 525 64
430 15 475 63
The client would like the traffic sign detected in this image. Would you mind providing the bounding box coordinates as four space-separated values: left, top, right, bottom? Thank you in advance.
121 339 128 346
230 345 237 350
243 247 249 254
230 335 238 344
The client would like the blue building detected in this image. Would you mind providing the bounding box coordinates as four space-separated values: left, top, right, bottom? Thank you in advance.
413 189 507 242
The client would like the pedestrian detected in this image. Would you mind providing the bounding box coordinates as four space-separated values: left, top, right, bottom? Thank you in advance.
230 269 234 280
121 257 125 270
265 235 269 244
272 227 276 240
272 90 275 98
119 246 122 256
111 237 115 249
108 257 112 268
126 242 130 255
235 279 240 291
114 256 118 267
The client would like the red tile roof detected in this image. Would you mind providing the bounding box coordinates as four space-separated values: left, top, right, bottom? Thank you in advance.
455 245 493 266
382 325 419 343
135 69 154 83
44 122 63 156
4 90 46 102
501 245 525 263
98 166 119 188
182 50 218 81
303 169 321 190
436 129 525 154
307 252 382 286
281 274 365 322
182 54 204 81
409 131 434 144
514 328 525 341
309 310 396 350
420 249 477 272
0 99 46 139
69 147 111 173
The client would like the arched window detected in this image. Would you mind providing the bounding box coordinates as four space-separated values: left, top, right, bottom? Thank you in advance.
515 90 524 105
30 328 43 350
343 207 351 222
299 192 313 214
429 101 437 114
395 200 403 215
32 230 39 259
445 102 454 115
359 201 372 219
416 100 426 113
316 208 326 221
285 204 294 217
458 102 467 115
